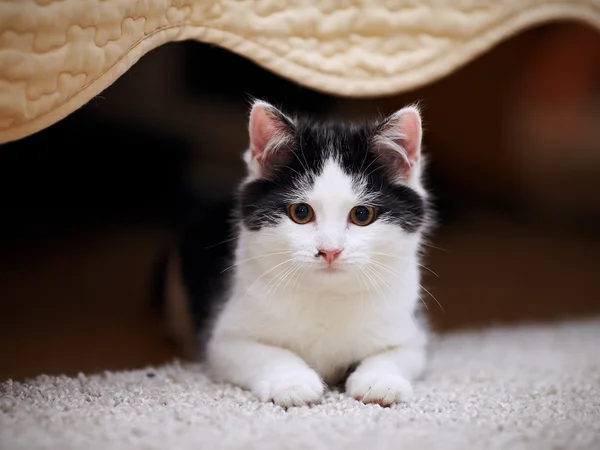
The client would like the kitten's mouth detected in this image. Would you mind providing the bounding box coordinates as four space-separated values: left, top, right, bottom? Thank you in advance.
320 265 343 274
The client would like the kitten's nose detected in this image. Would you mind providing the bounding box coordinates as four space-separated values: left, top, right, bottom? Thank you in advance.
317 248 343 264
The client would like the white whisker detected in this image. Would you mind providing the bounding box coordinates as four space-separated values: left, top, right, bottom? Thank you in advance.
370 259 443 312
281 263 303 294
204 236 238 250
420 242 449 252
370 252 439 277
361 265 390 308
266 263 301 303
417 283 444 313
356 268 367 310
242 258 294 300
291 265 305 309
221 251 292 273
367 261 430 311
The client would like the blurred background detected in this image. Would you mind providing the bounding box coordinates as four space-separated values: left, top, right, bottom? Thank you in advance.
1 21 599 381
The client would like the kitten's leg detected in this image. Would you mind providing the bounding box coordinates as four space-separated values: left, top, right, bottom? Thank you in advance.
207 338 324 407
345 345 426 406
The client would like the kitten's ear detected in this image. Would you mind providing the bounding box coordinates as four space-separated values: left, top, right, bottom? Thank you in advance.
245 100 295 179
372 105 422 183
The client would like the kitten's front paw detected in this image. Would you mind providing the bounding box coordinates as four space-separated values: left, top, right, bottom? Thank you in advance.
346 371 413 406
254 369 324 408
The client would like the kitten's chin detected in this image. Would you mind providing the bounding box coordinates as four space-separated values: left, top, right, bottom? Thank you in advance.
310 266 363 293
313 265 353 283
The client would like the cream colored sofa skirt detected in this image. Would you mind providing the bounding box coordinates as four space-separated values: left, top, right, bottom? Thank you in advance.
0 0 599 144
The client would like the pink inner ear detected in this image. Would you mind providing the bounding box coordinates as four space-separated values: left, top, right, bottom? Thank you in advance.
372 106 422 182
249 103 280 160
395 108 422 164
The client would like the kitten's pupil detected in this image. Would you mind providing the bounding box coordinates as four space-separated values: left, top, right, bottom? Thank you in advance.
294 204 310 221
354 206 370 222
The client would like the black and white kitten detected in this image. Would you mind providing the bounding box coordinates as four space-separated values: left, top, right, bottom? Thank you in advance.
167 100 432 408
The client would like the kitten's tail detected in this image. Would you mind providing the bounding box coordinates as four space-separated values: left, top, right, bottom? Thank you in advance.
151 243 198 360
150 246 169 315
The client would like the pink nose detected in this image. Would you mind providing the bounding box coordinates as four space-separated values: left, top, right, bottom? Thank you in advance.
318 248 343 264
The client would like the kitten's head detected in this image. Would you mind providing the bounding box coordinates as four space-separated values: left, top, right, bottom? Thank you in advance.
236 100 430 286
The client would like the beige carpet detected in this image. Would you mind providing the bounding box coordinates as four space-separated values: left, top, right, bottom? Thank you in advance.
2 318 600 450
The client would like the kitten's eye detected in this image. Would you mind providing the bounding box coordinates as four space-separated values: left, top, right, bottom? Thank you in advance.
288 203 314 224
349 205 375 226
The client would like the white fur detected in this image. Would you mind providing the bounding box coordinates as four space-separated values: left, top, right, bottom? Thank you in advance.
205 151 429 408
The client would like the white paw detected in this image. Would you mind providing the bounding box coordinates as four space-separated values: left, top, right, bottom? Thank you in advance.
346 371 413 406
254 369 324 407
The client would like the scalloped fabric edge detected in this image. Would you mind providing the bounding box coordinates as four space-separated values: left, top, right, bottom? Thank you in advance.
1 2 599 144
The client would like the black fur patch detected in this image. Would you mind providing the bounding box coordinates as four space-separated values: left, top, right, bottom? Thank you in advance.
368 184 426 233
237 116 428 233
239 179 288 230
177 198 236 335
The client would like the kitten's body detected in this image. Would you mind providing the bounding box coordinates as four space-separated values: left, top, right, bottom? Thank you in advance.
167 101 433 407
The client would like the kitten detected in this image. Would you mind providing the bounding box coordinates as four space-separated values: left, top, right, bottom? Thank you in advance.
167 100 433 408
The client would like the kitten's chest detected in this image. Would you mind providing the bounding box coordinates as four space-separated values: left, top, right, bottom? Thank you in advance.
260 292 412 383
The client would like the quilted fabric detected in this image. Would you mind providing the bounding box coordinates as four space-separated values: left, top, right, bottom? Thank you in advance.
0 0 599 144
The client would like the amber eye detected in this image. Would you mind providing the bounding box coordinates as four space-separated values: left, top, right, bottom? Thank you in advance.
288 203 314 224
349 205 376 226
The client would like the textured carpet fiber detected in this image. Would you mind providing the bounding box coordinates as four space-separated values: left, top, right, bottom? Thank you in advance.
2 318 600 450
